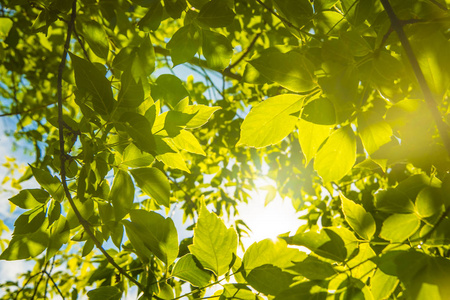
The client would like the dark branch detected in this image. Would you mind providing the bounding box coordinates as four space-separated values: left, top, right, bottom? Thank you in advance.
56 1 157 298
380 0 450 157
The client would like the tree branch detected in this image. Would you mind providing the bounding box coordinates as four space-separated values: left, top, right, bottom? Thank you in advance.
380 0 450 157
227 32 262 70
56 1 157 298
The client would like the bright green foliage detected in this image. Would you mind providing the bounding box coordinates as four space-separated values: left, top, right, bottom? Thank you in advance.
172 254 212 287
237 94 303 148
341 193 376 240
1 0 450 299
189 204 237 276
314 126 356 182
123 210 178 265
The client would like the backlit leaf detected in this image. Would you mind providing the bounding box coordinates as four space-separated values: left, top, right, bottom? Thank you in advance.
237 94 303 148
9 189 49 209
375 188 415 214
124 210 178 265
189 205 237 276
250 49 316 92
202 29 233 70
76 19 109 59
130 167 170 207
172 254 212 287
167 24 200 66
70 53 115 116
297 119 332 165
109 170 134 220
315 126 356 183
172 129 206 156
341 193 376 240
197 0 235 28
380 214 420 242
358 111 392 155
415 187 444 218
31 166 64 202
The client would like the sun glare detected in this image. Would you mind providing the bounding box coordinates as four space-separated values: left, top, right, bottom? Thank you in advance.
236 179 305 249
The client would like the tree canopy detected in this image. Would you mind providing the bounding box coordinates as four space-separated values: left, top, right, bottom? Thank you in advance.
0 0 450 299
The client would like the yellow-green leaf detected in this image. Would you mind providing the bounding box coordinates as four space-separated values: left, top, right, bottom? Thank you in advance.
237 94 304 148
314 126 356 183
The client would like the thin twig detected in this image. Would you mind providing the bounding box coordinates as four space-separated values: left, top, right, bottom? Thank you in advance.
56 1 157 298
254 0 317 39
43 271 65 300
228 32 262 70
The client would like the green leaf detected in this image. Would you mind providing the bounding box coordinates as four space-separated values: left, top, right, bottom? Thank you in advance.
314 126 356 183
358 111 392 155
0 227 49 260
202 29 233 70
138 1 164 32
297 119 331 165
117 69 144 108
197 0 235 28
375 188 415 214
154 137 190 173
0 17 13 40
182 105 221 128
166 24 200 66
109 170 134 220
371 268 399 300
250 49 316 92
273 281 328 300
286 228 354 262
340 193 376 240
9 189 49 209
172 254 212 287
246 264 294 296
301 96 336 125
237 94 303 148
288 256 336 280
243 238 305 272
380 214 421 242
130 167 170 207
87 286 121 300
189 204 237 276
133 35 156 77
14 206 46 235
123 209 178 265
119 112 156 153
415 187 444 218
396 173 441 200
221 284 256 300
273 0 313 28
172 129 206 156
164 0 187 19
120 143 155 168
46 217 70 260
152 74 189 108
76 19 109 59
31 166 65 202
70 53 115 116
